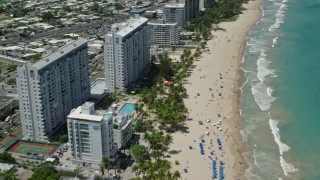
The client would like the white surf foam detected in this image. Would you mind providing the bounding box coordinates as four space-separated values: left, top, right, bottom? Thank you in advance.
269 0 288 32
272 37 278 47
267 87 274 96
280 156 299 175
269 119 289 155
257 50 275 82
251 82 276 111
269 119 298 176
251 49 276 111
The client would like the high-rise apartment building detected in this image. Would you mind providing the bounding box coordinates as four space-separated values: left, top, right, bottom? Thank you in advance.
182 0 200 21
16 38 90 142
163 4 186 27
148 22 180 45
104 16 149 93
67 102 117 168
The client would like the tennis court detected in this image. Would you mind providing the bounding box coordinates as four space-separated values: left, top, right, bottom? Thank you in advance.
8 141 59 155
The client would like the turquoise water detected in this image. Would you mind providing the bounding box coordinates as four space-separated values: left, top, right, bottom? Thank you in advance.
119 103 135 116
103 114 112 120
241 0 320 179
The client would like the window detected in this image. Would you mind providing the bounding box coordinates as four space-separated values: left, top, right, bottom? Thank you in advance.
30 70 35 78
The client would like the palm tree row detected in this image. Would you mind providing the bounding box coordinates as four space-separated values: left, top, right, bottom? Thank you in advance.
137 46 204 129
130 127 180 180
130 44 206 179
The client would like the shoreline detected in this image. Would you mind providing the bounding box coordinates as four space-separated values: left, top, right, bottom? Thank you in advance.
168 0 263 179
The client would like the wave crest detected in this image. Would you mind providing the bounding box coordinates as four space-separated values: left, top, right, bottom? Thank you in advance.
269 0 288 32
269 119 298 175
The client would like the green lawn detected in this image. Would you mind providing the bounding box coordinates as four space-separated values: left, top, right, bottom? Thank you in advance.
13 144 53 155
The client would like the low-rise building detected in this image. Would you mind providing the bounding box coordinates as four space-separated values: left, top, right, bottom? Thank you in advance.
112 112 133 149
67 102 117 169
150 45 165 60
0 163 14 172
0 96 18 120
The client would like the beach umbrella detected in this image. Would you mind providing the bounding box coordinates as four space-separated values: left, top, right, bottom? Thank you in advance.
207 119 211 122
219 128 222 131
206 131 210 135
212 123 216 126
219 119 222 122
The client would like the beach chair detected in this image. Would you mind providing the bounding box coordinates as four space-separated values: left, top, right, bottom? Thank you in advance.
217 138 222 145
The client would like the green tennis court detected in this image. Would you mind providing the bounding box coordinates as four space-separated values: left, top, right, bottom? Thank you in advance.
8 141 59 155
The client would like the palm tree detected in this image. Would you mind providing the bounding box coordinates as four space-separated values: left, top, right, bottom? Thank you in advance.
102 156 110 176
132 164 141 176
173 170 181 180
163 134 173 146
100 163 105 175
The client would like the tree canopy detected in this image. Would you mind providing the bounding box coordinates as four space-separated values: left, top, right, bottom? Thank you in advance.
41 12 54 22
159 53 174 80
130 145 149 163
0 152 16 164
29 164 58 180
59 134 68 143
114 3 124 10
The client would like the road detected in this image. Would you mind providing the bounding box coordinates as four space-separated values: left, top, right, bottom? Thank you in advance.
0 113 22 151
0 15 129 46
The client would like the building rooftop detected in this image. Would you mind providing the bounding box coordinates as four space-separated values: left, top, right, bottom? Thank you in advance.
90 79 107 96
67 105 103 122
110 17 148 38
113 113 126 124
129 9 145 14
148 22 178 26
164 3 185 8
32 38 87 70
0 163 14 172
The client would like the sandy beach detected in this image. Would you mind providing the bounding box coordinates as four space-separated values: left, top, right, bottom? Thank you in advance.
168 1 263 179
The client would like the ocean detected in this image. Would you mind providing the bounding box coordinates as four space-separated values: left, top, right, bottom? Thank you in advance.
240 0 320 179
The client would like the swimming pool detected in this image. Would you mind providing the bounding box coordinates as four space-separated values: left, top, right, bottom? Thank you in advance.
119 103 135 116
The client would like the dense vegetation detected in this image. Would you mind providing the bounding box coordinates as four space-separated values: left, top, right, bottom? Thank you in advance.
137 46 204 129
130 125 180 179
130 45 205 178
6 65 17 73
0 169 15 179
29 163 77 180
0 151 16 164
188 0 248 39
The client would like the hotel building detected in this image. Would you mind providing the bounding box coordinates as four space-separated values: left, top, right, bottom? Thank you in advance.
67 102 117 168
